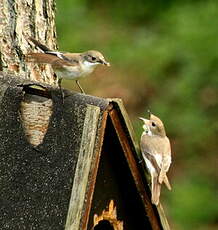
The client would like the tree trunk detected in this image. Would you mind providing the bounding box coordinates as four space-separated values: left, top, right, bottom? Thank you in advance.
0 0 57 145
0 0 57 84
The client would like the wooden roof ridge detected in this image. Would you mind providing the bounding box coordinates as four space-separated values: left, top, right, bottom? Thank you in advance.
106 99 171 230
0 72 170 230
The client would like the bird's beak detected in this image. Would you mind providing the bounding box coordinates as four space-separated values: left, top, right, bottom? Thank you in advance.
139 117 150 125
100 59 110 66
105 61 110 66
139 117 150 132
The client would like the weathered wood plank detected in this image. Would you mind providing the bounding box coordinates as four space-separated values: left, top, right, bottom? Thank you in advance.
0 73 171 230
80 107 110 230
109 99 171 230
108 98 141 155
109 108 162 230
157 204 171 230
0 73 110 229
65 104 101 230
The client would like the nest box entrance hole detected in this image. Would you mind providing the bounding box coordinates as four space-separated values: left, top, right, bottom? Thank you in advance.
19 85 53 146
94 220 114 230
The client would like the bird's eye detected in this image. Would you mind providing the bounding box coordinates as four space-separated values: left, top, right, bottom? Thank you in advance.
151 122 156 127
91 56 96 61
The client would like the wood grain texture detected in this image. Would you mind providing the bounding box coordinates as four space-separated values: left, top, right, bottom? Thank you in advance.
0 0 57 84
108 98 141 155
109 100 171 230
0 0 57 147
157 204 171 230
0 73 171 230
80 107 110 230
20 93 53 146
0 73 110 229
109 108 162 230
65 104 101 230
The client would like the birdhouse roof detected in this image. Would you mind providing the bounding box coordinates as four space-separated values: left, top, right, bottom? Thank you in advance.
0 73 170 230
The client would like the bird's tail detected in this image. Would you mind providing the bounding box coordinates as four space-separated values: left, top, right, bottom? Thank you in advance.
163 175 172 190
29 37 51 52
151 175 161 206
159 169 172 190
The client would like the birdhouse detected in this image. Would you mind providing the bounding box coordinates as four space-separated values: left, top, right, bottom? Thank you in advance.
0 73 170 230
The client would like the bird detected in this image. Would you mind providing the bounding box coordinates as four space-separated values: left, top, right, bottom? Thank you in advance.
139 111 172 206
26 37 110 94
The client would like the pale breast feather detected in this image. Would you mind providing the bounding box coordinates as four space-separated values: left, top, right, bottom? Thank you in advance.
140 134 171 170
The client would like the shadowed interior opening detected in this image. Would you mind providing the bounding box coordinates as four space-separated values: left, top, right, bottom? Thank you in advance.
88 115 154 230
94 220 114 230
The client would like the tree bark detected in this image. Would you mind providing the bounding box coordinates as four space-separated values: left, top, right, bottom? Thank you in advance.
0 0 57 84
0 0 57 145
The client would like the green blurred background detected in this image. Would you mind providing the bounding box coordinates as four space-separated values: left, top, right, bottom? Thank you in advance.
55 0 218 229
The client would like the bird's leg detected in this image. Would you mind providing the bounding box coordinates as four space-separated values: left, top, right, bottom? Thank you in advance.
76 80 85 94
58 78 64 103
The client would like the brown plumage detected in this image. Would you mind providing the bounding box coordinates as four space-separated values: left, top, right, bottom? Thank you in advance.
26 37 110 93
139 113 172 205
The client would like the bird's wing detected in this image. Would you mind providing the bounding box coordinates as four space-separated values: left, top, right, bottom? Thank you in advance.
141 134 172 189
45 51 80 64
141 135 162 205
159 137 171 184
140 134 162 173
26 53 79 67
28 37 80 67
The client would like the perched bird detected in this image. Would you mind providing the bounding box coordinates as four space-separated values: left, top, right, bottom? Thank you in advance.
139 112 172 205
26 37 110 94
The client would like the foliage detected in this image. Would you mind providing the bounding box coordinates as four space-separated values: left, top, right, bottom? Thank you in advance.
56 1 218 229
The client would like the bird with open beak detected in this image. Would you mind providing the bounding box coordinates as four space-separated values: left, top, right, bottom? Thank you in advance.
139 112 172 205
26 37 110 94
